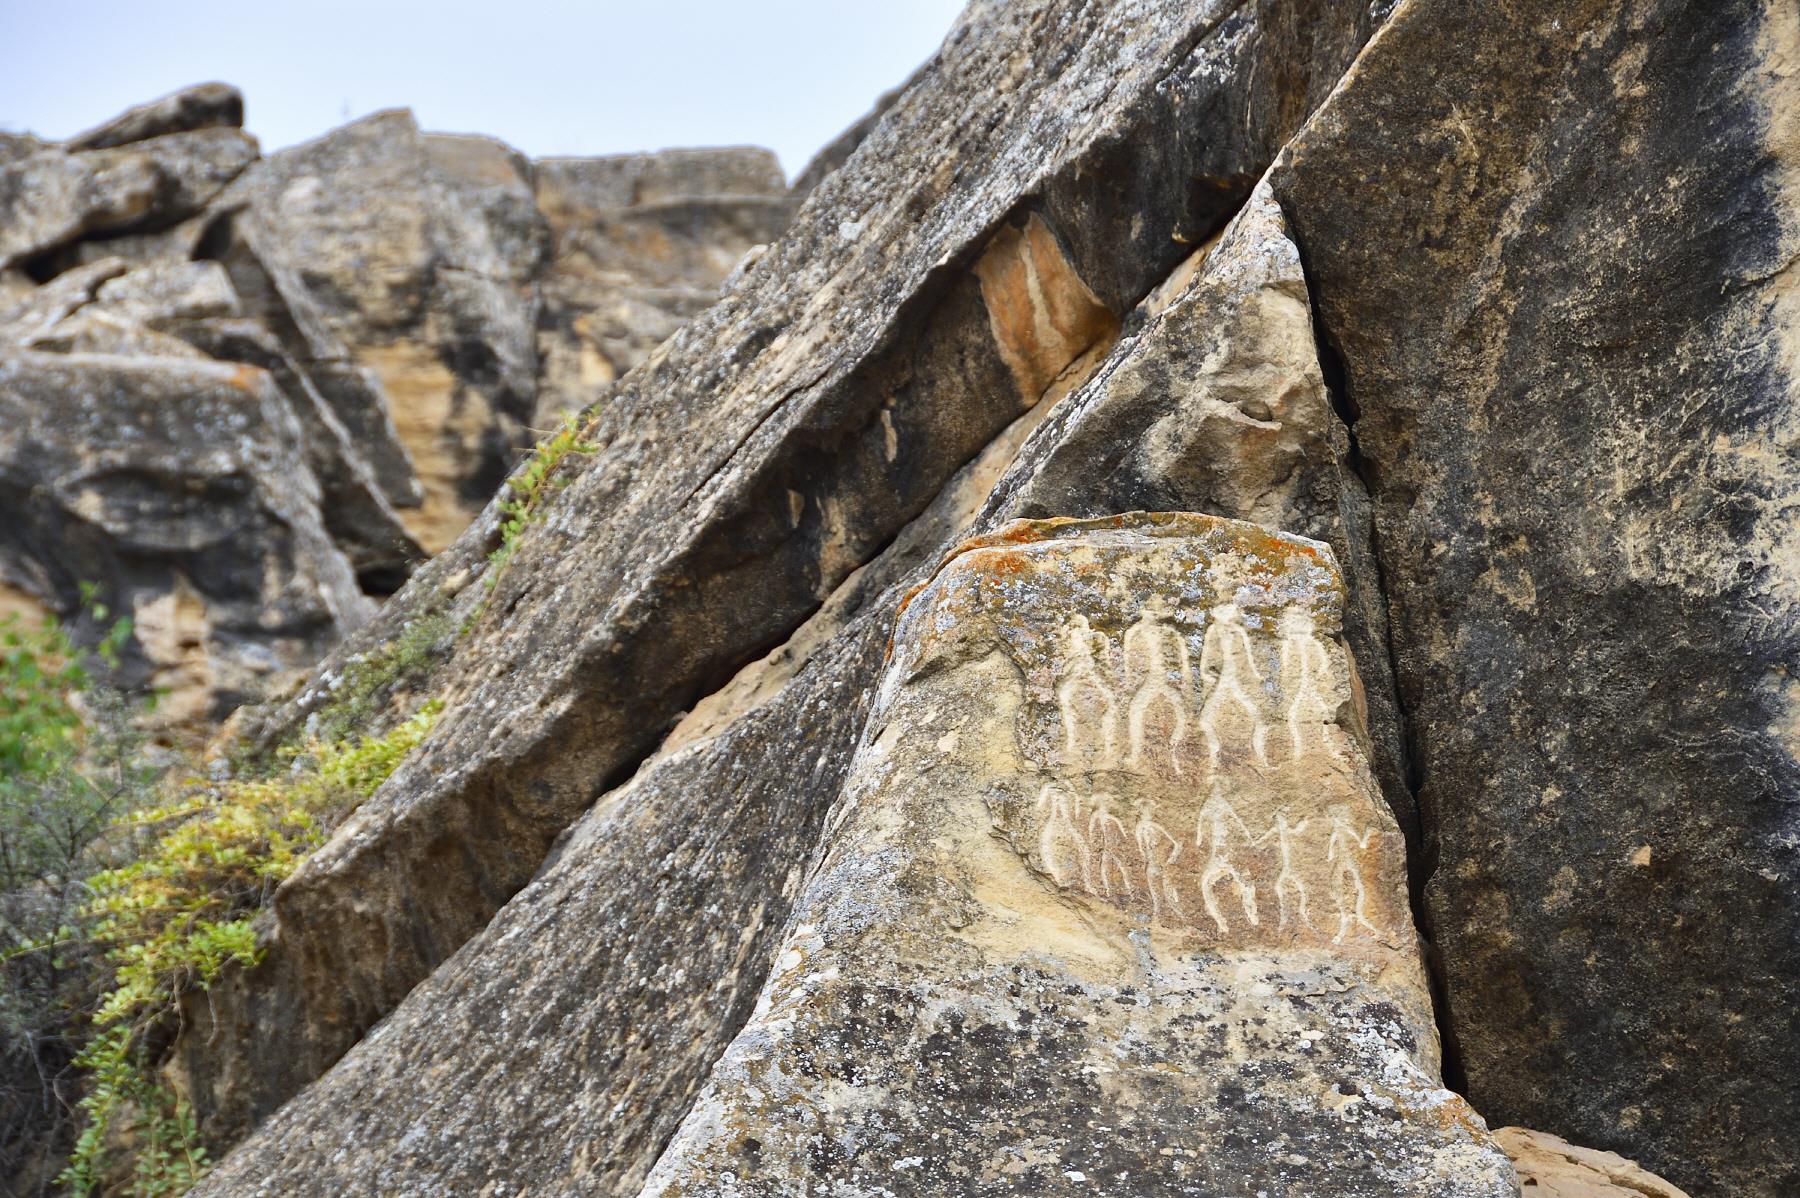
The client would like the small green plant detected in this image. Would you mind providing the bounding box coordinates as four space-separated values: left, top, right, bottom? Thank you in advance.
0 597 148 1198
472 413 597 625
56 700 442 1194
304 608 455 748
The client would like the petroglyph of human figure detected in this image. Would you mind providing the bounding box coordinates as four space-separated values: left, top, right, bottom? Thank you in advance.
1253 810 1313 933
1195 786 1260 934
1198 602 1269 771
1278 608 1337 762
1058 615 1119 768
1036 784 1094 892
1123 598 1191 774
1326 805 1382 943
1134 803 1183 922
1087 797 1137 901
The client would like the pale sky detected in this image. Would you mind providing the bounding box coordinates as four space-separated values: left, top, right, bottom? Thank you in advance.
0 0 967 178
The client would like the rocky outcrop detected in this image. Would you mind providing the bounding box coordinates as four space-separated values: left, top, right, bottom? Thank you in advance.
184 177 1397 1193
0 353 369 726
11 1 1792 1194
533 147 795 426
1270 0 1800 1191
643 514 1513 1197
0 88 804 728
175 1 1396 1170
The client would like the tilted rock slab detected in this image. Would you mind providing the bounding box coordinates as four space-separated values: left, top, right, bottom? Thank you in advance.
1270 0 1800 1190
179 0 1392 1147
646 514 1513 1196
187 156 1400 1192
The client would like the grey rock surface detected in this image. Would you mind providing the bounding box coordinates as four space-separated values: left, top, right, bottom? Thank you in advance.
0 353 369 725
1270 0 1800 1192
65 82 245 151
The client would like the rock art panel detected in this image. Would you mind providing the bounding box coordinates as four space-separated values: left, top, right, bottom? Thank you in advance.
644 514 1514 1196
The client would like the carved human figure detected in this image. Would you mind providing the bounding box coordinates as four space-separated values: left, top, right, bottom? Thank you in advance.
1253 809 1314 933
1133 801 1183 922
1058 615 1119 768
1087 796 1137 901
1198 602 1269 770
1123 598 1190 774
1036 784 1094 891
1278 608 1337 762
1326 805 1382 943
1195 785 1260 934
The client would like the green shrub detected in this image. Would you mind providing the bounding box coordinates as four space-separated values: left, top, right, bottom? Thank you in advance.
58 700 441 1194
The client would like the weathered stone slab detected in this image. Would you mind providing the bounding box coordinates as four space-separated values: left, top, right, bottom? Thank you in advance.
1269 0 1800 1191
66 82 244 151
0 128 257 269
188 160 1404 1195
1496 1128 1690 1198
644 514 1512 1196
0 353 368 725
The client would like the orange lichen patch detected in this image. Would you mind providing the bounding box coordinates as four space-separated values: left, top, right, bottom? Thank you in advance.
226 363 265 393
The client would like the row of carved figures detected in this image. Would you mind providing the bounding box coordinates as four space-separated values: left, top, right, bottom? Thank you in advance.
1057 601 1340 774
1035 783 1386 943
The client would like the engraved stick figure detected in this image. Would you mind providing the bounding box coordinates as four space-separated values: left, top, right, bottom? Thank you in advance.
1279 608 1335 762
1036 784 1094 892
1087 796 1136 901
1124 598 1190 775
1195 785 1261 933
1326 805 1382 943
1252 810 1314 933
1134 802 1183 922
1198 602 1269 770
1058 615 1119 767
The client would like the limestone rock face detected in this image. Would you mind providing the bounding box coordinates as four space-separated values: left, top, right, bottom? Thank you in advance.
1497 1128 1690 1198
175 0 1392 1160
185 112 1398 1196
0 353 369 725
533 147 795 425
210 110 548 552
1270 0 1800 1191
644 514 1512 1197
0 127 257 270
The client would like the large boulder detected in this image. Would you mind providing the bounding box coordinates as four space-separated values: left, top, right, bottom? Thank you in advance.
208 111 547 552
0 353 369 726
65 82 245 152
642 514 1514 1197
0 128 257 271
1269 0 1800 1192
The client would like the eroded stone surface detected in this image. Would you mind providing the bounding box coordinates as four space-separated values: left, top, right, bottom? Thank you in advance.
644 514 1511 1196
0 352 369 725
1497 1128 1690 1198
1271 1 1800 1190
188 170 1407 1196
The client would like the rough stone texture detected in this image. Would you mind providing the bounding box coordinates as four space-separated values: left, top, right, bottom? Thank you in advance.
0 353 369 725
65 82 245 152
644 514 1512 1197
1269 2 1800 1194
1497 1128 1690 1198
532 147 795 425
0 128 257 270
210 110 547 551
189 149 1399 1195
172 0 1397 1162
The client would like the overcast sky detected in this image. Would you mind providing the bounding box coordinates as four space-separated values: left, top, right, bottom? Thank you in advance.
0 0 967 178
